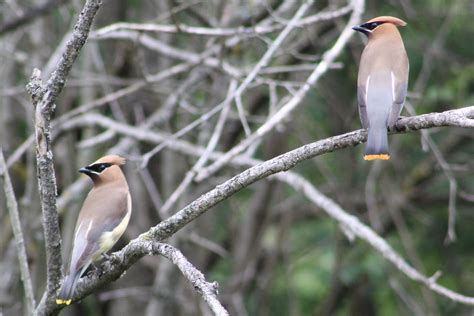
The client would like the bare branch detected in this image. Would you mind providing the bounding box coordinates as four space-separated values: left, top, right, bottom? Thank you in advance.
405 102 461 243
92 5 352 38
187 232 229 258
0 149 36 313
27 68 65 311
23 0 102 313
153 243 229 316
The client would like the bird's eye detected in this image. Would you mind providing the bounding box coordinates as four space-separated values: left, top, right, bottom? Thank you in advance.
99 164 106 171
368 22 379 30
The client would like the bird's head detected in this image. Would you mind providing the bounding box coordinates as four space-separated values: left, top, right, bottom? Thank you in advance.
352 16 406 37
79 155 126 184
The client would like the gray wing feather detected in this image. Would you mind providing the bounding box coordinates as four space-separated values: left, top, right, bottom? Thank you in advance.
358 85 369 129
388 82 408 129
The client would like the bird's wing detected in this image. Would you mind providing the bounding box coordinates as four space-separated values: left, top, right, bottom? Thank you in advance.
357 49 371 129
69 187 128 274
388 50 409 129
358 81 369 129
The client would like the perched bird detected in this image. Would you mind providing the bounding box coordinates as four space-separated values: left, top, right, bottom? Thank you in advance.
56 155 131 305
353 16 409 160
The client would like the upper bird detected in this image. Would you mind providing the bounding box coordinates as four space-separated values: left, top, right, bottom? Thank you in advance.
56 155 131 305
353 16 409 160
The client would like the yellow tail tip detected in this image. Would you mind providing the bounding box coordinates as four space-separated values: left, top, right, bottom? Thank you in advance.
364 154 390 161
56 299 72 305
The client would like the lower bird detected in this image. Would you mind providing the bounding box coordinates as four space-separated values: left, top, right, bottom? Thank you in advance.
353 16 409 160
56 155 131 305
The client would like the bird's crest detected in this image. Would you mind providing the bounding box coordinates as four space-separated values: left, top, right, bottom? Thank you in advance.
366 16 407 27
93 155 126 166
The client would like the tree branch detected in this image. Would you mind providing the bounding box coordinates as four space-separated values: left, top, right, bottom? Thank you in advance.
91 4 352 38
152 243 229 316
0 149 36 314
23 0 102 314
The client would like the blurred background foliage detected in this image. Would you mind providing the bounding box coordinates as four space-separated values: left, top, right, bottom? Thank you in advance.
0 0 473 315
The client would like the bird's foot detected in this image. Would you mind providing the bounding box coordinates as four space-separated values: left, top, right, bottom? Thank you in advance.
389 117 407 132
86 263 102 277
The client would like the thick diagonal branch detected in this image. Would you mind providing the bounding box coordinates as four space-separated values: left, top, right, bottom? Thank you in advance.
41 105 474 314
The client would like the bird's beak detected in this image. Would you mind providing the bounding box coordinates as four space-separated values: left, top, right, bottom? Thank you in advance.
79 167 93 175
352 25 366 33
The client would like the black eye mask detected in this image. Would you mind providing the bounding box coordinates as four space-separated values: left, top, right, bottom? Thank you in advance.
361 21 385 31
86 163 112 173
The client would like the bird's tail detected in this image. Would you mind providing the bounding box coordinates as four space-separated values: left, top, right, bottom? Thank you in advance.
56 272 81 305
364 126 390 160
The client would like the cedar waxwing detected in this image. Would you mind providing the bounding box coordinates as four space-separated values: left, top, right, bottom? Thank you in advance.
56 155 131 305
353 16 409 160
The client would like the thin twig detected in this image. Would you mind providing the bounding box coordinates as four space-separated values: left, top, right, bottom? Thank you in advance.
234 92 251 136
91 4 352 38
187 232 229 258
153 242 229 316
0 149 36 314
405 102 459 243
